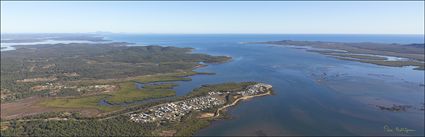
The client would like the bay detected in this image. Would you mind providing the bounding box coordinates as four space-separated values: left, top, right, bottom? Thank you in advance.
103 34 424 136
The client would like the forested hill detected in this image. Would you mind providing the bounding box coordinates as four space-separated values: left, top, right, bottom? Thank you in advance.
0 43 230 102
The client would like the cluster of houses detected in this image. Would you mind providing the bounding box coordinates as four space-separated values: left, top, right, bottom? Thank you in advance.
130 95 225 123
237 83 273 96
130 83 272 123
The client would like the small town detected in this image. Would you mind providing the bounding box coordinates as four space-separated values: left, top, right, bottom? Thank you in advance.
130 83 272 123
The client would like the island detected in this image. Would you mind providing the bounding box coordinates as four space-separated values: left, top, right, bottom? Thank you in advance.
249 40 425 70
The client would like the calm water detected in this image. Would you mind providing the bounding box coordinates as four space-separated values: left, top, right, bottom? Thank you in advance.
4 34 424 136
104 34 424 136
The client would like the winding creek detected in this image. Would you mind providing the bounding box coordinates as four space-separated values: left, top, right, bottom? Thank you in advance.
98 81 178 106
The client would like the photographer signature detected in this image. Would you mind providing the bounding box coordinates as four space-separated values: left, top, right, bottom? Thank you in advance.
384 125 416 134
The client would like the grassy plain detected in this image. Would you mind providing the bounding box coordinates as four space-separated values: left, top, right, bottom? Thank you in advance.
38 95 120 112
106 82 176 104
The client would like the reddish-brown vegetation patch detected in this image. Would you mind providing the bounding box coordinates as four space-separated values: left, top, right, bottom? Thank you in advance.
0 96 101 120
16 76 57 83
158 130 177 136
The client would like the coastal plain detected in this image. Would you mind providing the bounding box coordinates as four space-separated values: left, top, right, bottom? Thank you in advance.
0 35 275 136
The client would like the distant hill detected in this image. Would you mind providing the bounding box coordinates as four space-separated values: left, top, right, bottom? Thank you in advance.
404 43 425 49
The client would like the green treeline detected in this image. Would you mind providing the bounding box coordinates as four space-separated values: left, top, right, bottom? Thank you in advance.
1 43 230 102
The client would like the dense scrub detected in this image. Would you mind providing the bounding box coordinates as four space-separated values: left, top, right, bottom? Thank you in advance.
1 43 230 102
1 116 157 136
1 114 211 136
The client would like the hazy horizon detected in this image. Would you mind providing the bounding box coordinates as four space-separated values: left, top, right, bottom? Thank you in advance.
1 32 425 35
1 1 424 34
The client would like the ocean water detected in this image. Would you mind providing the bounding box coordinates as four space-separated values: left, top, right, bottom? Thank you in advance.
101 34 424 136
3 34 424 136
0 40 109 51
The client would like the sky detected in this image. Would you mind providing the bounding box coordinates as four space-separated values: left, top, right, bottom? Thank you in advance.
1 1 424 34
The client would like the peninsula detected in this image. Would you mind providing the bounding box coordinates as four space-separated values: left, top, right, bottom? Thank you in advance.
1 82 273 136
1 36 274 136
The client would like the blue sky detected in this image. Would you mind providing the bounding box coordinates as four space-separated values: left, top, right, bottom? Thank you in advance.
1 1 424 34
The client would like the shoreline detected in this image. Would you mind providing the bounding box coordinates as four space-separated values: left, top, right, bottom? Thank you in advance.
214 90 272 117
246 41 424 70
1 50 231 120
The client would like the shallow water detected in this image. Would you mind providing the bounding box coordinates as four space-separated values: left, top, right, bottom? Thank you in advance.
4 34 424 136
